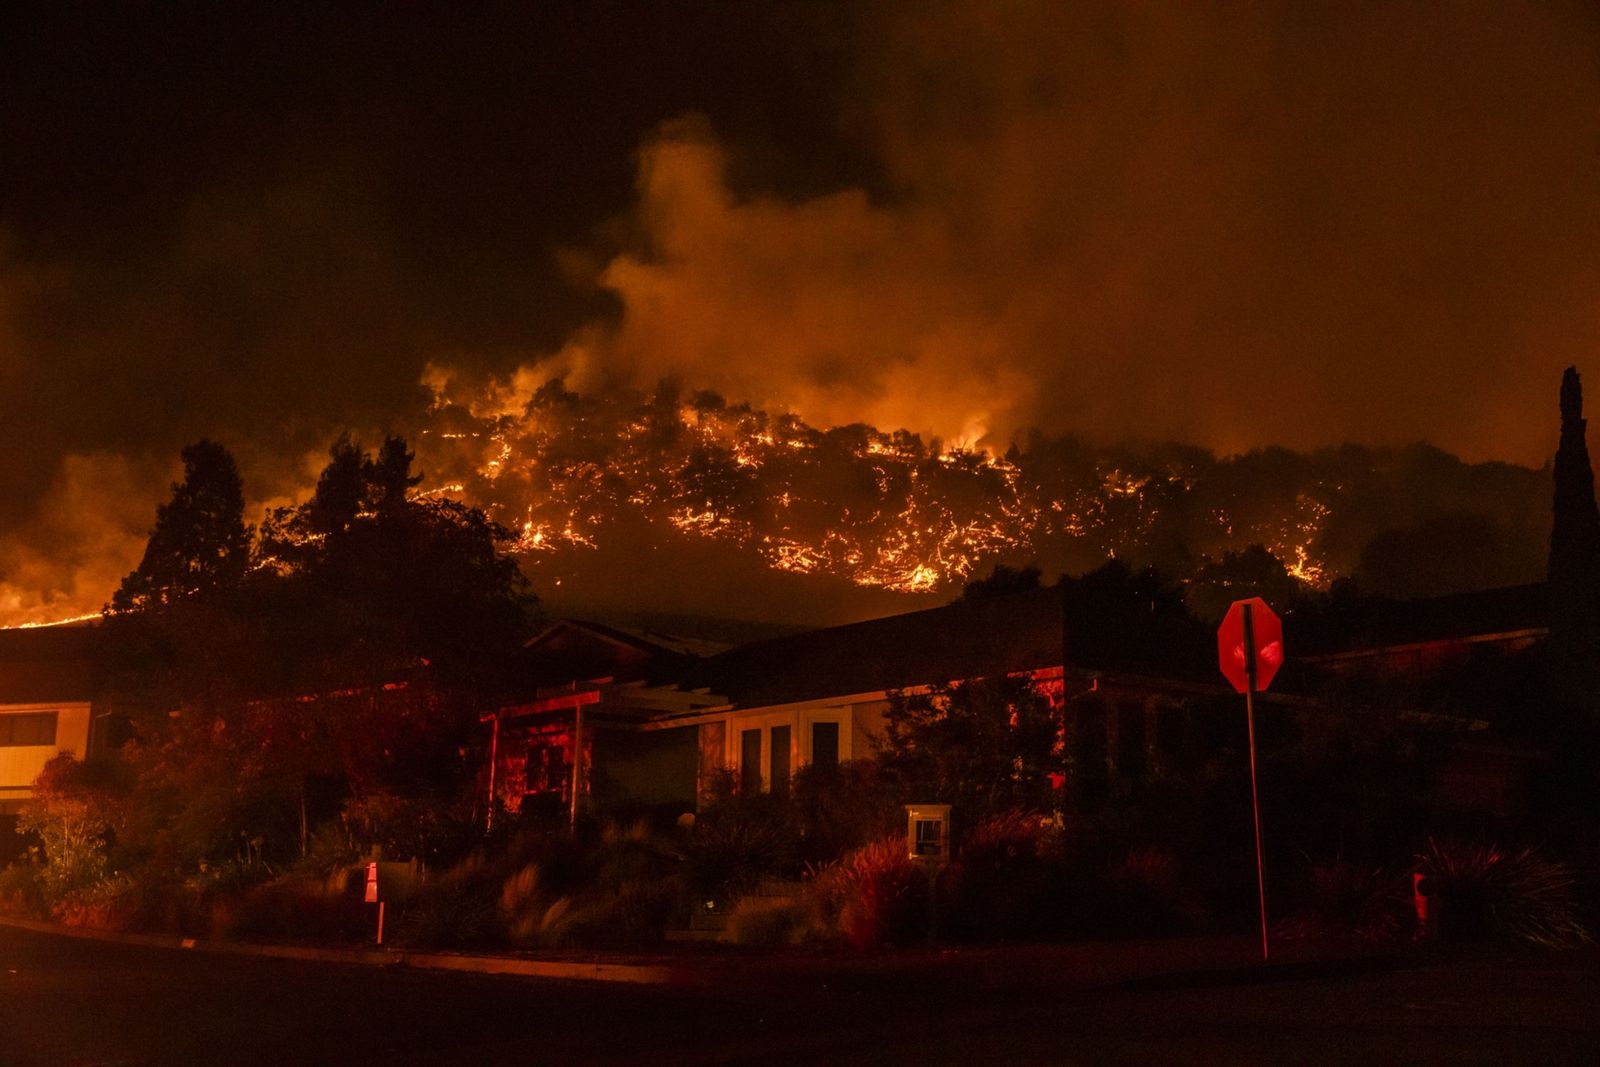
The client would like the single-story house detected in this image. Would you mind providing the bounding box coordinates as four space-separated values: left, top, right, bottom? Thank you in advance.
485 586 1292 821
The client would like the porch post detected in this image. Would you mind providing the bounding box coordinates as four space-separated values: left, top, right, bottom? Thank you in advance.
569 704 585 831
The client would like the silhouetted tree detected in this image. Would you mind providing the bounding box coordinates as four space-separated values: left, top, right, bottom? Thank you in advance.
1544 367 1600 715
1185 544 1305 622
305 433 367 538
103 434 536 868
1060 560 1211 678
1549 367 1600 589
1355 511 1539 599
110 440 249 613
959 562 1044 602
879 673 1062 822
365 434 422 515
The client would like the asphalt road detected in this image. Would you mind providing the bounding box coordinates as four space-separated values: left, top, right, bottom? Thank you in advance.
1 924 1597 1066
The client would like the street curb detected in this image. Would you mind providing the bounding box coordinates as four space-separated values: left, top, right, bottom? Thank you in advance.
2 914 1416 994
0 914 682 985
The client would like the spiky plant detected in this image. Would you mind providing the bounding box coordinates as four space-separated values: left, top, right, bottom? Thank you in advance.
1276 860 1412 945
1418 840 1591 949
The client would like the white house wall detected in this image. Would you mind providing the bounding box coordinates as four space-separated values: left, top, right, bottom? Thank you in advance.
0 702 91 806
717 698 876 793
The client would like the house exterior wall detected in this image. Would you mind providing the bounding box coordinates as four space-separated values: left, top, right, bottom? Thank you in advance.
716 700 861 796
0 702 92 809
589 725 698 811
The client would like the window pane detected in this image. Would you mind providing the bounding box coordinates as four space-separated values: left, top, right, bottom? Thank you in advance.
769 726 791 798
0 714 56 747
811 722 839 769
31 713 57 747
740 729 763 794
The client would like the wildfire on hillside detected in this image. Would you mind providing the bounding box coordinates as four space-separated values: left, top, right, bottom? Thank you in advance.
414 373 1345 597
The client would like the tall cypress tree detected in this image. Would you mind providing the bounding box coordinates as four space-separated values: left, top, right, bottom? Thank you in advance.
1548 367 1600 589
1546 367 1600 713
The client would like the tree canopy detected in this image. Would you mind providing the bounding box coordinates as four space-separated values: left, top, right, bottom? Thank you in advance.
110 439 249 613
101 435 537 868
879 673 1063 822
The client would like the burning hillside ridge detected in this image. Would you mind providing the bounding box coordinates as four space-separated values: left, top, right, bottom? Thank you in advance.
414 369 1550 610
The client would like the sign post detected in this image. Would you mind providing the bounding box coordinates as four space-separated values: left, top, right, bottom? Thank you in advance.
905 804 952 946
1217 597 1283 962
365 862 384 946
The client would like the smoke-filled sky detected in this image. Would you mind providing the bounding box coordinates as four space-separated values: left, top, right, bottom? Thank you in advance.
3 1 1599 624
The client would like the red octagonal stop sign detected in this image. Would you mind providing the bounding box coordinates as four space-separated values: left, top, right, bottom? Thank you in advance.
1217 597 1284 694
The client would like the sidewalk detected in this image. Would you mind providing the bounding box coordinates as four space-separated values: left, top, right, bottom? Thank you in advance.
0 911 1407 992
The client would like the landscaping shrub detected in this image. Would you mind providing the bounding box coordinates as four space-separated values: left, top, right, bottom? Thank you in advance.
679 812 789 908
1078 846 1210 938
0 862 44 917
498 862 546 944
725 894 825 947
788 761 903 868
591 820 677 889
1418 840 1591 949
391 853 501 947
342 792 479 870
536 878 678 948
17 755 119 899
51 874 145 932
812 837 928 950
1275 860 1412 945
221 869 369 943
941 811 1067 942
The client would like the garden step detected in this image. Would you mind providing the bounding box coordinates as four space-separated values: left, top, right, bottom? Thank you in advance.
663 928 724 943
688 912 729 932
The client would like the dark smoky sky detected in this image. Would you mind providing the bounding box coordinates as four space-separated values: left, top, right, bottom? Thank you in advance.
3 0 1599 623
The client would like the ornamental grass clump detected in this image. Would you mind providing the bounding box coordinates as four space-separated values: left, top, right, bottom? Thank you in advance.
1276 860 1413 946
498 862 545 945
724 894 826 947
391 853 502 947
1418 840 1591 949
1090 846 1210 937
811 837 927 950
534 820 682 948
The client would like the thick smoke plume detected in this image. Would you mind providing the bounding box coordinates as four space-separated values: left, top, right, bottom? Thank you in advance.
551 1 1600 459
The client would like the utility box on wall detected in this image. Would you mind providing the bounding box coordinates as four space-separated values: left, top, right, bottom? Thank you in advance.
905 804 952 867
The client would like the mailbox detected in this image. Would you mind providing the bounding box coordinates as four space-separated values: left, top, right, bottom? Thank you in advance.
905 804 952 865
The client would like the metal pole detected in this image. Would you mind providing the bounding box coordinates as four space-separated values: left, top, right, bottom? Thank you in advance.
486 714 500 833
1243 604 1270 961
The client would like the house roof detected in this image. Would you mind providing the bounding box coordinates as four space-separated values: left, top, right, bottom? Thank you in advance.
678 587 1068 707
516 618 727 689
0 623 101 705
1291 583 1549 658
